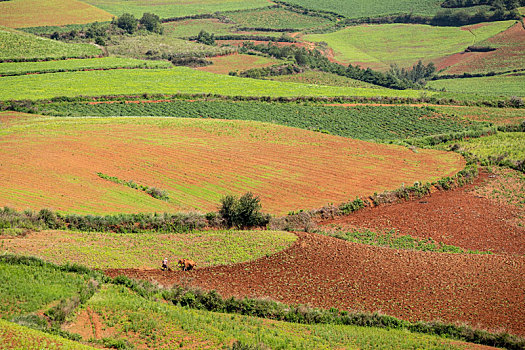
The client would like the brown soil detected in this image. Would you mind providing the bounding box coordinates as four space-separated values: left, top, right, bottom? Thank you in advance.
321 172 525 255
105 231 525 336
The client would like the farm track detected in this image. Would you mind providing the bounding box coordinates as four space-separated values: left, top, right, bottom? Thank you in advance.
105 231 525 336
322 172 525 255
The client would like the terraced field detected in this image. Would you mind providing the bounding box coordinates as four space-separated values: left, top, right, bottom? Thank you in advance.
82 0 271 18
1 230 297 269
162 18 237 38
304 21 516 70
0 0 113 28
197 54 281 75
0 26 101 61
225 7 332 29
432 105 525 125
428 73 525 97
0 116 464 214
0 67 427 100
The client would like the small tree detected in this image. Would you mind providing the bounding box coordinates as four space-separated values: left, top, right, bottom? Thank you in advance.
218 192 269 229
116 13 137 34
140 12 162 33
196 30 215 45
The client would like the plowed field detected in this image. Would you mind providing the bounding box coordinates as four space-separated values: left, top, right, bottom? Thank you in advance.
0 117 463 214
105 231 525 336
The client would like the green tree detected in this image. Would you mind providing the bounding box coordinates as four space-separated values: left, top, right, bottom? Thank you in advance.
140 12 163 33
218 192 269 229
116 13 137 34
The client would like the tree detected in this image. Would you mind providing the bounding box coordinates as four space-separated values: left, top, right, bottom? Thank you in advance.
116 13 137 34
140 12 162 33
218 192 269 229
196 30 215 45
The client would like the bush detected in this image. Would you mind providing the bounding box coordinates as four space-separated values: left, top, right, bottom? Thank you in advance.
116 13 137 34
219 192 269 229
139 12 162 33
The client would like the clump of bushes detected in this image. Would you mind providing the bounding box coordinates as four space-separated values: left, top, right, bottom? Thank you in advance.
219 192 270 229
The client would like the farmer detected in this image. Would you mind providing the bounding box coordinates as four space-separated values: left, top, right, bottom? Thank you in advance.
161 257 169 271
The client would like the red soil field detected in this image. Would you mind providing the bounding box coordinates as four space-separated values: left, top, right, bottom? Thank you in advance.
105 231 525 336
196 53 280 75
436 22 525 74
0 118 464 214
321 171 525 255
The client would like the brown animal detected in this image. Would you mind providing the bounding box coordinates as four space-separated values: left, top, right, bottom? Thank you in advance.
177 259 196 271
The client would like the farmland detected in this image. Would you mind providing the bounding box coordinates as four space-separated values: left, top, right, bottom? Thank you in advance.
35 101 486 141
304 21 516 69
82 0 271 18
0 67 427 101
197 53 282 75
225 7 333 30
269 70 382 88
432 105 525 125
162 19 237 38
1 230 297 269
428 73 525 97
0 26 101 61
0 0 113 28
0 116 463 214
0 57 172 76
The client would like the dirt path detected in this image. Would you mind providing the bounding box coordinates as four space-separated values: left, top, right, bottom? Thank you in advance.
321 172 525 255
105 231 525 336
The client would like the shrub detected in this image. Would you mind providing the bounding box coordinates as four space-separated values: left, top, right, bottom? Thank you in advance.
219 192 269 229
139 12 162 34
116 13 137 34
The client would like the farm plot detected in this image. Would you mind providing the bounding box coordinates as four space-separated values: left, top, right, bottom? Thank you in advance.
0 67 426 101
162 18 237 38
196 54 281 74
37 101 485 141
225 7 333 30
0 319 96 350
268 70 382 88
1 230 297 269
0 0 113 28
82 0 270 18
0 117 463 214
304 21 515 70
0 57 172 76
428 73 525 97
0 26 101 61
432 105 525 125
108 231 525 337
437 22 525 75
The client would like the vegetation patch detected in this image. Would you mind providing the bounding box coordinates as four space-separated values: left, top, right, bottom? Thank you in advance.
1 230 297 269
198 54 281 75
162 18 236 38
432 105 525 125
97 172 169 201
0 0 113 28
428 73 525 97
473 167 525 208
225 7 333 30
268 70 382 88
0 26 101 61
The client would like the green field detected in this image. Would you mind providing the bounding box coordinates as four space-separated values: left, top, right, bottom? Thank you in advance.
82 0 271 18
428 74 525 97
304 21 515 70
0 67 427 101
432 106 525 125
2 230 297 269
268 70 382 88
226 7 332 29
0 57 172 76
0 261 88 319
163 18 237 38
37 101 485 141
0 26 101 61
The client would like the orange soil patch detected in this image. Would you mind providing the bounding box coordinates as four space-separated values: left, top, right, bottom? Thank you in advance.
196 53 280 75
105 231 525 336
321 171 525 255
436 23 525 74
0 118 464 215
0 0 114 28
0 111 39 126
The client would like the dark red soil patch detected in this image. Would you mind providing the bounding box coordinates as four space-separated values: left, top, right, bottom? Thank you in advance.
105 231 525 336
321 172 525 255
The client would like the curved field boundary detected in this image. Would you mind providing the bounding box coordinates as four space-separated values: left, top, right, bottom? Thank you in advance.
0 117 464 214
106 231 525 336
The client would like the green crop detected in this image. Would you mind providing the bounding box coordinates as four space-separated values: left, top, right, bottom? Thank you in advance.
428 73 525 97
226 7 332 29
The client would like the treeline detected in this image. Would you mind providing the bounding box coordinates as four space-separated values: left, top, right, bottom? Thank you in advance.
239 42 436 89
441 0 525 9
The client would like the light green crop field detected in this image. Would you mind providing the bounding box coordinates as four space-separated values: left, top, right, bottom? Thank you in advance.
304 21 515 70
2 230 297 269
428 74 525 97
0 67 427 100
226 7 332 29
82 0 271 18
72 284 476 349
0 262 88 319
0 26 101 61
0 57 171 76
163 18 237 38
0 319 96 350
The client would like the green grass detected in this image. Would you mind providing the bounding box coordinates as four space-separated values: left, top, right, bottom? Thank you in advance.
0 67 427 101
304 21 515 70
268 70 382 88
107 32 234 59
0 262 88 319
282 0 487 18
0 26 101 61
0 57 172 76
432 106 525 125
82 0 271 18
428 73 525 97
1 230 298 269
0 319 96 350
81 284 470 349
36 101 485 141
225 7 333 29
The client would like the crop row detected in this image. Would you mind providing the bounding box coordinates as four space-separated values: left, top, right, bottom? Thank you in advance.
38 101 486 141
